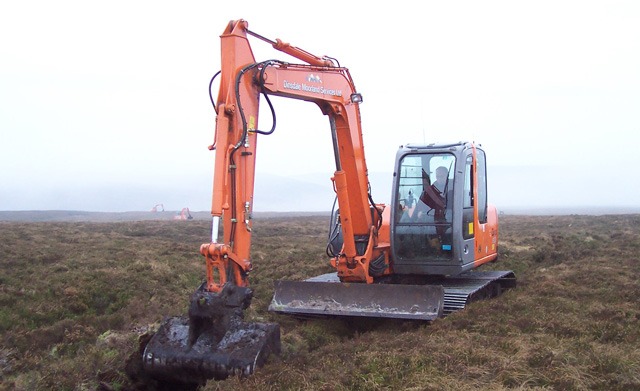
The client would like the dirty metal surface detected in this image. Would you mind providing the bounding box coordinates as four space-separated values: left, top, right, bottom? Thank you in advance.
142 284 280 385
270 270 515 320
142 316 280 384
269 279 444 320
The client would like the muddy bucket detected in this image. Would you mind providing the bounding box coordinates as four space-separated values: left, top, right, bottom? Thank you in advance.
269 278 444 321
142 316 280 384
142 284 280 385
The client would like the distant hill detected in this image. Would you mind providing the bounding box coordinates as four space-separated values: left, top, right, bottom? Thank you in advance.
3 168 637 215
1 206 637 223
0 210 331 222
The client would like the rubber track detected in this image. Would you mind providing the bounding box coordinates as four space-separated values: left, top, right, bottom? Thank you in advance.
441 270 516 316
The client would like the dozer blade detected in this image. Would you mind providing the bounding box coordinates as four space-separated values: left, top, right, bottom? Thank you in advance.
142 283 280 385
269 279 444 321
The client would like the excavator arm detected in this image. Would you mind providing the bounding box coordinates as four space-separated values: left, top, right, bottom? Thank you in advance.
204 19 386 293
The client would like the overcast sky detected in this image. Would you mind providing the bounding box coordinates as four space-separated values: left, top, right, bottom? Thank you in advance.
1 1 639 212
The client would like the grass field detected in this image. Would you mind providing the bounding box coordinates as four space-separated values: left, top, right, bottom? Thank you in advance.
0 214 639 390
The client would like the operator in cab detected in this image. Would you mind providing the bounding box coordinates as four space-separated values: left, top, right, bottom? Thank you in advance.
412 166 451 223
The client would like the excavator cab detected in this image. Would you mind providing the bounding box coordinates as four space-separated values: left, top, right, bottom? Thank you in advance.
391 142 498 276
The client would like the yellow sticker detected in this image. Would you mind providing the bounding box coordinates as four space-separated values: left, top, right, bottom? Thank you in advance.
469 223 474 235
248 116 256 131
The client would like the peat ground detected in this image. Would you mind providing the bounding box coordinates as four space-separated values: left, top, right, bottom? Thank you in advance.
0 214 638 390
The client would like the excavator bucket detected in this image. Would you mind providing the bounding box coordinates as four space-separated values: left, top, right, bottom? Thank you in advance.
142 283 280 385
269 275 444 321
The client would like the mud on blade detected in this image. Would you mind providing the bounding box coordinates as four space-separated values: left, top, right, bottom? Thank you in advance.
269 280 444 321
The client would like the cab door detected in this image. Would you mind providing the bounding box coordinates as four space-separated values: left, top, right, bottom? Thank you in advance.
460 152 477 268
471 147 498 266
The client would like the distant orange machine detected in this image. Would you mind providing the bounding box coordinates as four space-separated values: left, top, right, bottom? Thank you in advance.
173 208 192 220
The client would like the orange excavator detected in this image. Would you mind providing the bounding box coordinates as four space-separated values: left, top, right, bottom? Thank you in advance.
173 207 193 220
150 204 164 212
140 19 515 385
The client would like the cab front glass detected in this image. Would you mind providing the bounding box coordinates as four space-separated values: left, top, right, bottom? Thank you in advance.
394 153 455 262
